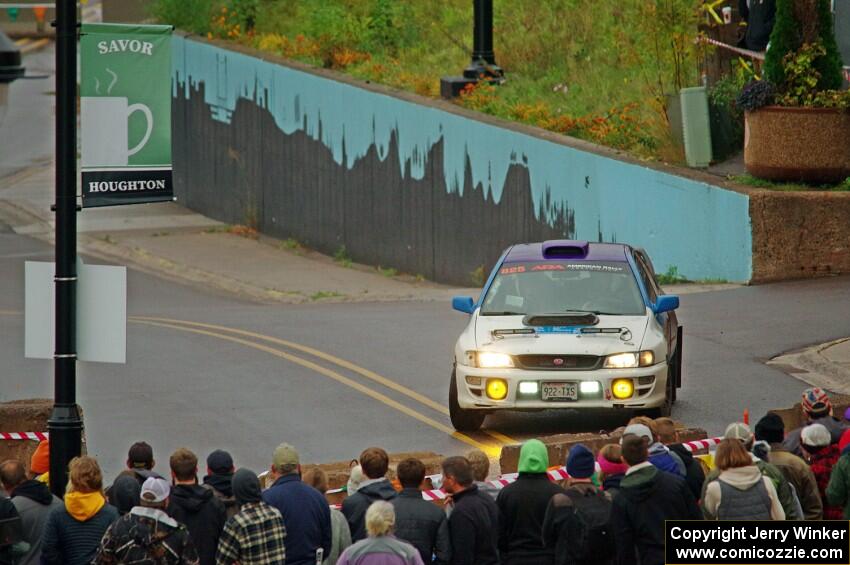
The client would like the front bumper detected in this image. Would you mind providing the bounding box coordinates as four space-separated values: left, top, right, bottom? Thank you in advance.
454 362 668 410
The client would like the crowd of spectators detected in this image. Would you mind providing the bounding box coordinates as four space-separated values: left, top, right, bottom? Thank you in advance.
1 386 849 565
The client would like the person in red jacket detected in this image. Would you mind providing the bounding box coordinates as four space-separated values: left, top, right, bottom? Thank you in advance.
801 423 843 519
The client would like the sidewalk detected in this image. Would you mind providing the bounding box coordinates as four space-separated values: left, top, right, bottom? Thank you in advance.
769 338 850 395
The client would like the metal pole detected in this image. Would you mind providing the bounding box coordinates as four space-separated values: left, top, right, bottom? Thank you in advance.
49 0 81 499
471 0 495 65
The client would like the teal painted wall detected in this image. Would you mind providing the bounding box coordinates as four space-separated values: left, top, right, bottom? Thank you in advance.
173 36 752 282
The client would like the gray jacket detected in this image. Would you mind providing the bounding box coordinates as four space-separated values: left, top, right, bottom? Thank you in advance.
9 480 62 565
783 417 847 456
391 489 451 564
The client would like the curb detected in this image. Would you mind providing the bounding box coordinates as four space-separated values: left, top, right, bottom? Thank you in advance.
767 338 850 395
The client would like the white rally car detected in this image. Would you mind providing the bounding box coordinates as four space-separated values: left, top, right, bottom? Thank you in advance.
450 240 682 431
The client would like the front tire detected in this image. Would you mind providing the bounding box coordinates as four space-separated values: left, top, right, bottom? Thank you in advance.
449 370 485 432
643 366 674 418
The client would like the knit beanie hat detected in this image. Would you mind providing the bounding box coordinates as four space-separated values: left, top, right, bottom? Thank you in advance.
566 445 595 479
30 440 50 475
802 387 831 417
232 468 263 506
754 413 785 445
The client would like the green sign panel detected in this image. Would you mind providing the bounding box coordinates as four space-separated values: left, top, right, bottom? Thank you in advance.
80 23 172 208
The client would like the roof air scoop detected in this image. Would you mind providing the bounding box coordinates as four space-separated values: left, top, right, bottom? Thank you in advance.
542 240 589 259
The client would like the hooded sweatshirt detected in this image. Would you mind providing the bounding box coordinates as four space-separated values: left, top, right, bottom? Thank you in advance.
202 473 238 518
342 478 399 542
40 492 118 565
611 464 701 565
167 484 226 565
668 443 706 500
648 443 686 477
107 474 141 515
9 480 62 565
703 466 784 520
94 506 199 564
496 440 564 565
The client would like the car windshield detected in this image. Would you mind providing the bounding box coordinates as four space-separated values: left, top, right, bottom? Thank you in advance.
480 261 645 316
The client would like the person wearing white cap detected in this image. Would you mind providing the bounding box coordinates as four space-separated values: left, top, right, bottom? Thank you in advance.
701 422 801 520
622 420 686 478
800 423 844 520
94 477 199 564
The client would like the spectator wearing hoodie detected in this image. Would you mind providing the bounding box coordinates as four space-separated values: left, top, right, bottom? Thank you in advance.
95 477 198 564
703 422 800 520
0 459 61 565
262 443 332 565
40 456 119 565
596 444 628 495
166 448 227 565
800 423 843 519
543 445 615 565
783 388 847 456
703 439 785 520
441 456 499 565
217 468 287 565
390 458 451 565
106 442 163 511
611 434 701 565
497 439 563 565
202 450 238 519
625 419 685 478
754 413 823 520
303 466 352 565
337 501 424 565
654 417 705 500
465 449 498 501
826 430 850 518
343 448 399 543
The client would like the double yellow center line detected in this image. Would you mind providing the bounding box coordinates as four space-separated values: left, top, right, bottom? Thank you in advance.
129 316 517 457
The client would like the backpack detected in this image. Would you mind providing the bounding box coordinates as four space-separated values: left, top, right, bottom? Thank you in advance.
566 488 615 562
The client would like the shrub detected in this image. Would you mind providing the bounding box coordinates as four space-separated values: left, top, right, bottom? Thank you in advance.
735 80 776 112
148 0 215 35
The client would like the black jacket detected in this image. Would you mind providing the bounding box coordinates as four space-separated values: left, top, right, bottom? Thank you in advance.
496 473 563 564
341 479 398 542
542 484 614 565
0 497 22 565
392 488 451 565
668 444 706 501
448 484 500 565
202 474 238 519
611 465 701 565
166 484 226 565
739 0 775 51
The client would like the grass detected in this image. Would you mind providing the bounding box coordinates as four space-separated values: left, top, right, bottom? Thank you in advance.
310 290 344 301
333 245 353 268
377 266 398 277
731 174 850 192
151 0 706 161
280 237 304 254
656 265 729 285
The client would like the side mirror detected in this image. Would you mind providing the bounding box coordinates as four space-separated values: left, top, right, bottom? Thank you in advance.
653 295 679 314
452 296 475 314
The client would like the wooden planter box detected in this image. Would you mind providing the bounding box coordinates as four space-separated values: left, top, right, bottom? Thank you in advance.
745 106 850 184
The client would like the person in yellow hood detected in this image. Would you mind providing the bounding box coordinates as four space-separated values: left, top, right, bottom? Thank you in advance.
40 456 119 565
496 439 565 565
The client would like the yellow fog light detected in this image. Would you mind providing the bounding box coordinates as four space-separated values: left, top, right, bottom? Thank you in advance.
611 378 634 399
486 378 509 400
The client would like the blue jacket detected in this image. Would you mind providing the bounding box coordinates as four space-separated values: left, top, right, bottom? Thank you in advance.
262 474 332 565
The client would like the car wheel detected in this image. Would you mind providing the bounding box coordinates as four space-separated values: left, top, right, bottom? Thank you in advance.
643 367 674 418
449 370 486 432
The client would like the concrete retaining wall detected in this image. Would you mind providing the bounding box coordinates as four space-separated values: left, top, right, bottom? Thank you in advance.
171 35 753 286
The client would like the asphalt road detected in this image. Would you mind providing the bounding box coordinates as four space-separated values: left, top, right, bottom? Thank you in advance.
4 221 850 480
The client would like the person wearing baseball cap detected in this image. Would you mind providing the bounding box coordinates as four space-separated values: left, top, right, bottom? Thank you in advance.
783 388 848 457
95 477 198 563
202 450 237 519
105 442 164 513
700 422 800 520
800 423 843 519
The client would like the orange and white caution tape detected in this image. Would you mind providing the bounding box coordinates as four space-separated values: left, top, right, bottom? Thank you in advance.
696 36 765 61
0 432 48 441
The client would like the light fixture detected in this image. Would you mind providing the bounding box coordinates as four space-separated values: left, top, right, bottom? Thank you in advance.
518 381 539 395
611 379 635 399
486 378 509 400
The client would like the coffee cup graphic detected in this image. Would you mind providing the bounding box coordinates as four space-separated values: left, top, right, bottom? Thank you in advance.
81 96 153 167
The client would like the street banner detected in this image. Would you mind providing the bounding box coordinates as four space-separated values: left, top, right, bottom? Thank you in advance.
80 23 172 208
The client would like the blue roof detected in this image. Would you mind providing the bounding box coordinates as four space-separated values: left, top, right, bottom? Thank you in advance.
503 240 629 263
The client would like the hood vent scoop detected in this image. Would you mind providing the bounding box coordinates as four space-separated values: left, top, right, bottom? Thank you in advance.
522 313 599 327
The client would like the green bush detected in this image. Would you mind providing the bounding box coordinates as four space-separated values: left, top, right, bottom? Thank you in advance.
148 0 215 35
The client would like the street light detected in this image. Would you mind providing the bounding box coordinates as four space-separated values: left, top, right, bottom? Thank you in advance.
440 0 505 99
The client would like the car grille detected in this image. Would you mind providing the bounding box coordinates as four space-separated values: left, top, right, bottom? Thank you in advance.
514 354 601 370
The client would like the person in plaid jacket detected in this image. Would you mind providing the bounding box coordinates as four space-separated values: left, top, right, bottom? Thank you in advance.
216 469 286 565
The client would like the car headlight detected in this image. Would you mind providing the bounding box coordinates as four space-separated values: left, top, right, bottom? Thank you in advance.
465 351 515 368
611 378 635 399
603 351 655 369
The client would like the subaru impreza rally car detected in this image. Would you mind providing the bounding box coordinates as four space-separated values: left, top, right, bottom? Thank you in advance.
450 240 682 431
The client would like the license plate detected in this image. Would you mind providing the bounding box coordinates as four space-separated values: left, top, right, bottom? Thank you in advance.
541 382 578 401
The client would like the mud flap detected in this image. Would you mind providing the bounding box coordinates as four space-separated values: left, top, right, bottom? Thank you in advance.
676 325 683 388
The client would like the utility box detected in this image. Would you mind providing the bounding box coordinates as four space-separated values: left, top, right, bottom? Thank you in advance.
680 86 713 168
